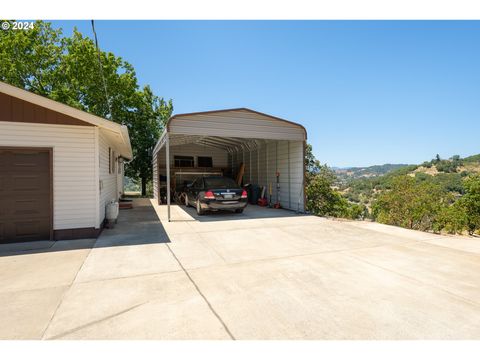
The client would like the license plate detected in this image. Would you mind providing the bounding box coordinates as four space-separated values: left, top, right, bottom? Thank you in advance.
224 194 233 199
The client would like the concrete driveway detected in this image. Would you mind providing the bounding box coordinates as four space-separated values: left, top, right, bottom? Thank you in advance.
1 198 480 339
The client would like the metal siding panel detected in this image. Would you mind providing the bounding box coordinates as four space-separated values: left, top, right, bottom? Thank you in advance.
229 139 298 207
169 126 303 141
289 141 305 212
157 143 228 168
255 143 268 199
169 110 305 141
277 141 290 209
171 118 302 135
153 152 158 200
250 149 256 184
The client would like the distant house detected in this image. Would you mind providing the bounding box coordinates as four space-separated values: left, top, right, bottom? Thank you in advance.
0 81 132 242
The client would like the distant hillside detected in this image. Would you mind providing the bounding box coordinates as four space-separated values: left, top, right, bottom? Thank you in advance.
464 154 480 163
334 163 409 184
338 153 480 206
306 151 480 235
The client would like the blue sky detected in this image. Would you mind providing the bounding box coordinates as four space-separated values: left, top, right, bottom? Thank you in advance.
50 20 480 167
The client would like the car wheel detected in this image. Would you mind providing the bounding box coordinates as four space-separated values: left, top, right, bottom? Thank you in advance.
185 194 190 207
235 208 243 214
196 199 205 215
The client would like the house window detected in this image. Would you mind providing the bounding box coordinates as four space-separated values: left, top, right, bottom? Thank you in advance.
109 148 116 174
174 155 194 167
198 156 213 167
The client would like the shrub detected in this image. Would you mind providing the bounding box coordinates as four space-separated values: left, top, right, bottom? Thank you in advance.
459 175 480 235
372 176 446 231
346 203 368 220
433 204 468 234
306 173 348 217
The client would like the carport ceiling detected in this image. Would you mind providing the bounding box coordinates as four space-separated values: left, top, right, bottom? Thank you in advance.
168 134 268 153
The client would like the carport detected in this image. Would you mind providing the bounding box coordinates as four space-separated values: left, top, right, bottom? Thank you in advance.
152 108 307 222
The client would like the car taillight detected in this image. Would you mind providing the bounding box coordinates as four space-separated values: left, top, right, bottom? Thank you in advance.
241 190 248 199
204 190 215 199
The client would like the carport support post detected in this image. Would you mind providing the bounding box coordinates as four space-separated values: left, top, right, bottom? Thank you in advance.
166 132 171 222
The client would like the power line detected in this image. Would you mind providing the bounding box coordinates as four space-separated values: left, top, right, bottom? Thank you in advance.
91 20 112 118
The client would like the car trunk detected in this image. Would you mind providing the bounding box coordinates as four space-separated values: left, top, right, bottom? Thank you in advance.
210 188 243 201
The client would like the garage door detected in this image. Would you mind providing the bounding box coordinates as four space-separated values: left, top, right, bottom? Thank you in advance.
0 148 52 243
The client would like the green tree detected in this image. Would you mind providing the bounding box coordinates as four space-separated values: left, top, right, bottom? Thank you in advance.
0 21 64 95
304 144 363 219
433 203 468 234
305 143 322 181
372 176 446 231
458 175 480 235
126 86 173 195
305 172 349 217
0 21 173 195
53 29 141 118
346 202 368 220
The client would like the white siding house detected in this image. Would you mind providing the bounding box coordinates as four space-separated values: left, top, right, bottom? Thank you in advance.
0 81 132 242
98 129 128 228
0 122 97 230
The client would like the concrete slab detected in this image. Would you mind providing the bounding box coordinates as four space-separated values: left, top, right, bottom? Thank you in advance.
161 207 416 268
0 286 67 339
189 251 480 339
0 245 92 293
0 240 56 254
279 221 413 253
184 209 306 235
75 199 179 283
43 272 229 340
425 236 480 255
348 241 480 304
167 232 227 269
0 237 95 257
346 220 442 242
74 243 181 283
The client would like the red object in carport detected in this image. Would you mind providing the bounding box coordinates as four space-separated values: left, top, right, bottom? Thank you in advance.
257 198 268 207
119 202 133 209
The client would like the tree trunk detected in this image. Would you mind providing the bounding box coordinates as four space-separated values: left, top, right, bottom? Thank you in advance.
141 177 147 196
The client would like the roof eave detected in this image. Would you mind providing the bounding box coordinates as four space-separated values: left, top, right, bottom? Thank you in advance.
0 80 134 158
166 107 307 140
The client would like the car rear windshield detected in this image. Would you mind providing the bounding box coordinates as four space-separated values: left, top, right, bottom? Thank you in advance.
204 177 239 189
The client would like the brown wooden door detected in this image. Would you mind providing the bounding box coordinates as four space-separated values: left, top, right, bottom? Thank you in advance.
0 148 52 243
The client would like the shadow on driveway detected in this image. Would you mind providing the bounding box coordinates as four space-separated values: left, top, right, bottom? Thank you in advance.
0 198 170 257
167 202 307 223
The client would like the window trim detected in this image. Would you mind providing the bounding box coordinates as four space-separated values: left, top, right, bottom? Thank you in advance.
109 147 116 174
197 156 213 168
174 155 194 168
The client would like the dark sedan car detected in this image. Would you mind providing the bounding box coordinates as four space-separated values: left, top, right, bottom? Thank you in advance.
185 176 248 215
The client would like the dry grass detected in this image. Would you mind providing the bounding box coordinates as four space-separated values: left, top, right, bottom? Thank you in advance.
413 166 439 176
